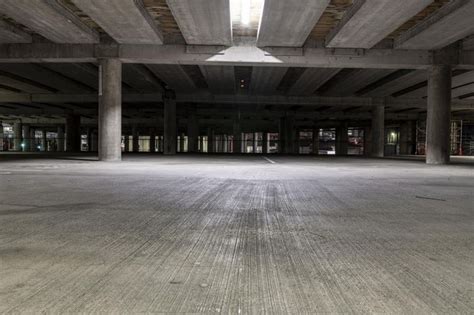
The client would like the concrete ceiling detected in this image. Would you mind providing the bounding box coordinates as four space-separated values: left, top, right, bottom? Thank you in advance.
0 0 472 121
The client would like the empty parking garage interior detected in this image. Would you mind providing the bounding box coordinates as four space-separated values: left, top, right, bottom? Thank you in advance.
0 0 473 313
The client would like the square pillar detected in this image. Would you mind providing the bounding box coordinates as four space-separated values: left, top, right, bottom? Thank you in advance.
335 124 348 156
187 105 198 153
99 58 122 161
371 105 385 158
132 125 140 152
262 132 268 154
66 114 81 152
149 128 156 153
42 130 47 151
312 127 320 155
23 125 30 152
14 122 22 151
399 121 416 155
163 91 177 155
57 125 64 152
233 108 241 153
426 65 451 164
207 128 214 153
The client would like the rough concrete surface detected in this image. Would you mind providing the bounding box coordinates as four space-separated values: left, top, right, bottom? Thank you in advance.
0 154 473 313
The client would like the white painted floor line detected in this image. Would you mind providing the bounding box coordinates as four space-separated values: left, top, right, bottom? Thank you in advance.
262 156 276 164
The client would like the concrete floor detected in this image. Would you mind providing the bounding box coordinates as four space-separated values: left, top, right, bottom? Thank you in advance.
0 154 473 313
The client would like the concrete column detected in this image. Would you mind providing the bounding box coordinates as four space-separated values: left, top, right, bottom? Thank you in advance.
0 121 4 151
132 125 139 152
279 117 286 153
86 128 92 152
57 125 65 152
149 128 156 153
207 128 214 153
335 124 348 156
66 114 81 152
99 58 122 161
426 65 451 164
163 91 177 155
14 122 22 151
179 133 186 152
312 127 319 155
42 130 47 151
123 134 129 152
29 127 35 151
262 132 268 154
199 135 204 153
399 121 416 155
23 125 30 152
371 105 385 158
363 126 372 157
233 110 241 154
187 105 198 153
281 115 295 154
91 129 98 152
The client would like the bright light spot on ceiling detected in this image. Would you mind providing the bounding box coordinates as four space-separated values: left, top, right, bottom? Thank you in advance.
240 0 251 25
230 0 264 30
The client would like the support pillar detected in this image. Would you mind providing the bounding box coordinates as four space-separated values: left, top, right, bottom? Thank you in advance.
371 105 385 158
179 133 185 152
132 125 139 152
86 128 92 152
312 127 319 155
233 108 241 153
280 115 295 154
23 125 30 152
14 122 22 151
57 125 64 152
42 129 47 151
399 121 416 155
262 132 268 154
336 124 348 156
363 126 372 157
163 91 177 155
99 58 122 161
149 128 156 153
207 128 214 153
426 65 451 164
66 114 81 152
0 121 4 151
91 129 98 152
187 105 198 153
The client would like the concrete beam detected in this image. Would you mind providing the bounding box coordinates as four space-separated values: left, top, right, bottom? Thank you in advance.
327 0 433 49
288 68 341 96
71 0 163 44
396 0 474 50
0 19 32 43
199 66 235 94
1 93 473 111
257 0 330 47
0 44 445 69
322 69 396 96
364 70 427 97
402 70 474 98
249 67 287 95
166 0 232 46
146 64 196 92
0 64 94 93
122 64 164 93
0 0 99 43
41 63 98 90
0 72 53 93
